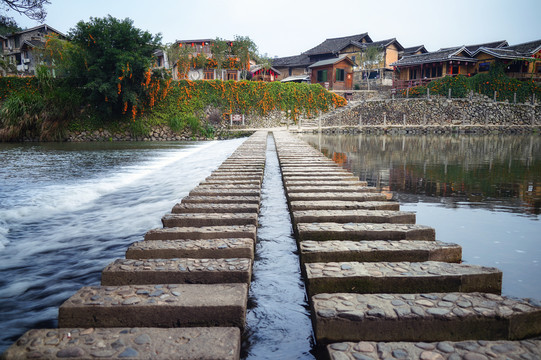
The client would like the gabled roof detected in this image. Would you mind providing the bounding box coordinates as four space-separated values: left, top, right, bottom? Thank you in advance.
303 33 372 56
402 45 428 56
11 24 66 38
366 38 404 52
440 40 508 55
21 39 45 49
391 46 476 67
272 54 311 68
308 54 354 68
504 39 541 56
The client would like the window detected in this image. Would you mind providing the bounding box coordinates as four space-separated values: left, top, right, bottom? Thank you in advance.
479 62 490 72
204 70 214 80
336 68 345 82
317 69 327 82
409 69 417 80
227 71 237 81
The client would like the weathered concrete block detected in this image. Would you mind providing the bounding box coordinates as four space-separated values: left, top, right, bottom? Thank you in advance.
189 188 261 197
287 192 387 202
126 239 254 260
286 185 378 194
326 339 541 360
281 175 360 182
201 179 261 186
284 180 369 187
171 203 260 214
205 175 262 182
297 223 435 241
162 213 258 227
144 225 257 241
292 210 416 227
180 196 260 205
58 284 248 329
305 261 502 296
102 258 252 285
2 327 242 360
312 292 541 343
299 240 462 264
290 200 400 211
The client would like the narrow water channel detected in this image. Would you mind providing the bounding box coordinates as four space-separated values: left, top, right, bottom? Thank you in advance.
242 134 314 359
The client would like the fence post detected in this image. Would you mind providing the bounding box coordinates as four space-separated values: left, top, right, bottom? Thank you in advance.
318 117 321 132
427 88 430 100
423 114 427 125
383 113 387 126
406 88 409 99
359 114 362 127
448 88 452 100
494 91 497 102
230 114 233 126
514 92 517 104
298 117 301 130
403 114 406 126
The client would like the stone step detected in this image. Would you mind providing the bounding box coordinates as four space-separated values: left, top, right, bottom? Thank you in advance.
101 258 252 286
145 225 257 241
206 175 262 181
58 283 248 329
290 200 400 211
292 210 416 226
286 185 379 193
194 184 261 190
2 327 241 360
180 196 260 205
287 192 387 202
126 239 254 260
281 169 350 176
326 339 541 360
312 292 541 343
282 176 360 182
299 240 462 264
171 203 260 214
188 188 261 197
201 179 261 186
284 180 369 187
305 261 502 296
297 223 435 241
162 213 258 227
211 169 264 175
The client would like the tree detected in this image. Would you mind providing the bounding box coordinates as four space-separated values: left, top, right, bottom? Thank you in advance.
257 54 273 81
66 15 161 116
211 38 230 80
0 0 50 22
166 42 193 79
0 15 20 34
232 35 257 80
359 45 383 90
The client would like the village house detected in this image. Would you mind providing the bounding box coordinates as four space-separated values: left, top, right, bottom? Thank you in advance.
1 24 66 76
308 54 354 90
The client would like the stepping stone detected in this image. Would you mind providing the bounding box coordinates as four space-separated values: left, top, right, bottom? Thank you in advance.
162 213 258 227
287 192 387 202
126 239 254 260
286 185 378 193
2 327 241 360
189 188 261 197
145 225 257 241
58 283 248 329
284 180 368 187
297 223 435 241
102 258 252 285
299 240 462 264
292 210 416 227
282 176 360 182
211 170 264 176
326 339 541 360
290 201 400 211
193 184 261 190
305 261 502 296
206 175 262 181
312 292 541 343
181 196 260 205
200 179 261 186
171 203 260 214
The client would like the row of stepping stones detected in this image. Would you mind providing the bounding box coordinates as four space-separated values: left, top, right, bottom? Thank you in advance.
2 131 270 359
271 131 541 360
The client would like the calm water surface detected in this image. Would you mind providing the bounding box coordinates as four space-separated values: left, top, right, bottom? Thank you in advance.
0 139 246 353
302 133 541 301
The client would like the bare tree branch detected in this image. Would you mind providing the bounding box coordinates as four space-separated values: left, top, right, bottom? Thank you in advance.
1 0 51 22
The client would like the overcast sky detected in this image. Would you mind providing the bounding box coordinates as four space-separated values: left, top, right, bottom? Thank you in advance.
6 0 541 58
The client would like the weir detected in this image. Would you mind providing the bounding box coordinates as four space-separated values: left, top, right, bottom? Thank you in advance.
2 130 541 359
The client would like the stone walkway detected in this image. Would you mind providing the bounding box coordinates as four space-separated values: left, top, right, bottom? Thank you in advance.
3 130 541 359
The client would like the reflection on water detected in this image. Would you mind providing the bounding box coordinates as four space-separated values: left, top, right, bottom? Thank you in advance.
301 133 541 300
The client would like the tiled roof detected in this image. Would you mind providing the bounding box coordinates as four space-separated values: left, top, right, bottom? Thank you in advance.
504 39 541 55
391 47 476 67
402 45 427 56
440 41 508 54
12 24 66 38
308 54 353 68
272 54 311 68
366 38 404 52
303 33 372 55
21 39 45 48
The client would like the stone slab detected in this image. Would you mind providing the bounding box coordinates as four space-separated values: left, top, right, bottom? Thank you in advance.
126 239 254 260
284 180 369 187
305 261 502 296
286 186 378 194
145 225 257 241
162 213 258 227
180 196 260 205
287 192 387 202
312 292 541 343
201 179 261 186
282 176 360 182
326 339 541 360
171 203 260 214
290 200 400 211
300 240 462 264
205 175 262 182
2 327 241 360
58 283 248 329
102 258 252 285
292 210 416 226
188 188 261 197
297 223 435 241
193 184 261 190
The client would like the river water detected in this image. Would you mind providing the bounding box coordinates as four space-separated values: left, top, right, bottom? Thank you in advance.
0 138 246 353
301 133 541 301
